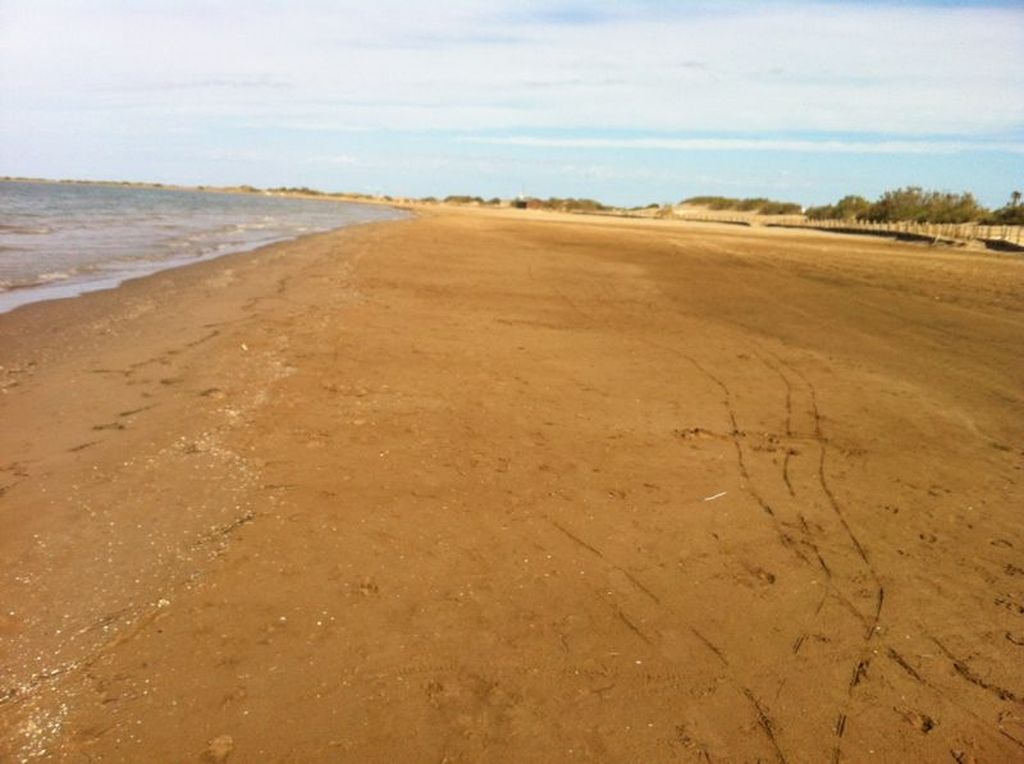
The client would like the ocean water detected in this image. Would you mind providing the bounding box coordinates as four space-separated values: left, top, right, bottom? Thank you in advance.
0 181 406 313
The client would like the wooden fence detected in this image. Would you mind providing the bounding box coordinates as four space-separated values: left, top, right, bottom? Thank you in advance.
673 213 1024 250
777 217 1023 247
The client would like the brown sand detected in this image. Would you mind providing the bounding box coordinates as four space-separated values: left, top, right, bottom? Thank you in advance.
1 207 1022 762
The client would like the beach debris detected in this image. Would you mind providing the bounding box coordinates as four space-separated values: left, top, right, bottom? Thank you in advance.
240 343 249 351
703 491 728 502
203 734 234 762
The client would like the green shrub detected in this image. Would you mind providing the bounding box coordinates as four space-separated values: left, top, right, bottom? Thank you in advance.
864 187 984 223
443 195 485 204
806 195 870 221
681 196 802 214
984 191 1024 224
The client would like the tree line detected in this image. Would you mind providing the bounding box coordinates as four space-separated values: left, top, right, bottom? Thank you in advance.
681 196 803 215
806 188 1024 225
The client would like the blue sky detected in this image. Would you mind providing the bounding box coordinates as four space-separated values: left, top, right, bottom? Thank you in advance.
1 1 1021 207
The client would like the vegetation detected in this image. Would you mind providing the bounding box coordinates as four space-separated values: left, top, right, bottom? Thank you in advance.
807 187 988 224
439 194 505 205
443 195 486 204
536 197 609 212
681 196 803 215
268 186 323 196
985 191 1024 225
870 187 983 223
805 195 871 221
439 195 609 211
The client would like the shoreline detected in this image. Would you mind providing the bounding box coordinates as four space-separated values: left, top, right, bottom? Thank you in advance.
0 219 402 317
1 208 1022 761
0 181 410 315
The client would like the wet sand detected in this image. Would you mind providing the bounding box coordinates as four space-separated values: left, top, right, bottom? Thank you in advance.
1 207 1022 761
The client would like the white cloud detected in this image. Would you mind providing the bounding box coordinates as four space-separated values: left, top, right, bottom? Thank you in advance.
462 136 1024 155
1 1 1022 137
311 154 358 165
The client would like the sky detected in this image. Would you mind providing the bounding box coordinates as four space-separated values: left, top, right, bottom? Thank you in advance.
1 0 1022 207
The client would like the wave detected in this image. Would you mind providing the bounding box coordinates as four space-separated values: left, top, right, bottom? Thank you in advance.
0 183 408 312
0 271 74 292
0 224 54 235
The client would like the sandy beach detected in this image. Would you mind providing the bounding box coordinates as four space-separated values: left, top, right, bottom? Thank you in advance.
1 207 1022 761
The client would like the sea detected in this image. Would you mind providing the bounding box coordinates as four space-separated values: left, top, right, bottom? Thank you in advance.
0 181 407 314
